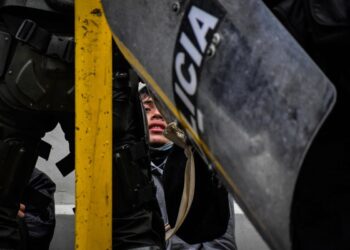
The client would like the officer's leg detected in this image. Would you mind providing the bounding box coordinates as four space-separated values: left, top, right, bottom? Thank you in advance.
0 4 74 248
291 127 350 250
0 122 40 249
112 51 165 250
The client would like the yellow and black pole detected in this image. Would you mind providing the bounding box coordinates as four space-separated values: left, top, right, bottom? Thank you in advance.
75 1 112 249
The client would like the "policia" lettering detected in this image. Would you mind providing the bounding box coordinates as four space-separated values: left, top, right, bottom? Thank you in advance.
173 4 222 135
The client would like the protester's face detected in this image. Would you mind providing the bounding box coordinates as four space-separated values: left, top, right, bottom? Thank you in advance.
141 95 170 146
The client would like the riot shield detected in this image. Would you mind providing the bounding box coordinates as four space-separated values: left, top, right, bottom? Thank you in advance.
101 1 336 249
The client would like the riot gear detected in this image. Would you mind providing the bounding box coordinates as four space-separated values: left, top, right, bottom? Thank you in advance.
0 1 74 248
265 1 350 249
0 0 74 112
101 0 349 249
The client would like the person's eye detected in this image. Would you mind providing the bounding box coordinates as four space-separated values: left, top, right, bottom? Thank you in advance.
144 107 151 112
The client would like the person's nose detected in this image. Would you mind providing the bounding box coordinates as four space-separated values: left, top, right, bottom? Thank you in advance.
150 108 163 120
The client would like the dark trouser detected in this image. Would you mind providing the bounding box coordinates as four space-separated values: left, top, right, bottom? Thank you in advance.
0 94 71 249
291 102 350 250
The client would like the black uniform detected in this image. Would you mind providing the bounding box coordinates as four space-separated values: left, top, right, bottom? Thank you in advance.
0 1 164 249
0 1 74 249
22 168 56 250
264 0 350 249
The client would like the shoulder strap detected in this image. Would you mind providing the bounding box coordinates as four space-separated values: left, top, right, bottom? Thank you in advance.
2 13 74 63
163 122 196 240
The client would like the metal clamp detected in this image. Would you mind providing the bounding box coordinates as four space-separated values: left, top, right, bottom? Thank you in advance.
15 19 37 42
47 35 74 63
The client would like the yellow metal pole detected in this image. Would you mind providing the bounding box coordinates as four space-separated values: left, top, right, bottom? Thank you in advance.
75 1 112 249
